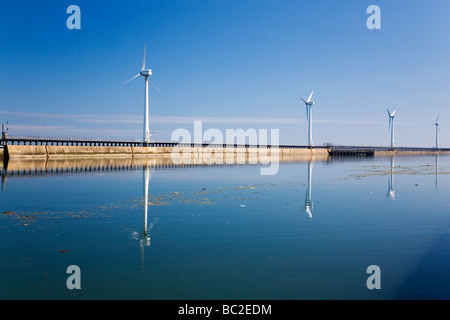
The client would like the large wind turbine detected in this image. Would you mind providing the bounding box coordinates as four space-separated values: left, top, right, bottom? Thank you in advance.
301 91 315 147
123 43 159 144
435 115 440 149
387 109 396 148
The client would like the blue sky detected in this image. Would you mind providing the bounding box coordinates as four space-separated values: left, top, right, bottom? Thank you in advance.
1 0 449 147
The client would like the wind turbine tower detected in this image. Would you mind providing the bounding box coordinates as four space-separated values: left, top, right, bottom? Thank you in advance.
123 43 159 145
435 115 440 149
387 109 396 148
301 91 315 147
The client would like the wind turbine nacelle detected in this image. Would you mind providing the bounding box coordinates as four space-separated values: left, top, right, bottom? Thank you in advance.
308 101 314 106
140 69 152 76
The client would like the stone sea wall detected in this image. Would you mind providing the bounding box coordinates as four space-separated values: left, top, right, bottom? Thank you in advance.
4 144 330 161
5 145 449 163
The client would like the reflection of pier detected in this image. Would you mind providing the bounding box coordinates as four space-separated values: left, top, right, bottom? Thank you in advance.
1 157 200 178
0 157 245 181
0 153 330 182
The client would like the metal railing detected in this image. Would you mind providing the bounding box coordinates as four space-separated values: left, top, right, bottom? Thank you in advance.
2 136 448 151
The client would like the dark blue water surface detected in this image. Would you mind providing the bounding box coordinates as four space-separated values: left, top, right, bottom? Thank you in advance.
1 155 449 299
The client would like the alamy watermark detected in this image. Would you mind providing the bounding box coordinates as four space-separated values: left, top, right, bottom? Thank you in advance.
66 5 81 30
366 265 381 290
170 121 280 176
66 265 81 290
366 5 381 30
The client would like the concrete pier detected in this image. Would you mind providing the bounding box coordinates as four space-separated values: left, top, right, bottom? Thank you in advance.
2 136 449 160
3 144 329 160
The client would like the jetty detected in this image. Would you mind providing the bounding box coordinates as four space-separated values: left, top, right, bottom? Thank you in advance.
1 135 449 161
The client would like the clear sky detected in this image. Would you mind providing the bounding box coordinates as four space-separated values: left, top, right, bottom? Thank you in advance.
1 0 449 147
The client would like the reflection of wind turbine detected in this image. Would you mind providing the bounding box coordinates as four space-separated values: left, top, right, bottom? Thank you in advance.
435 115 440 149
301 91 315 147
142 166 152 247
304 160 313 218
123 43 159 144
131 165 157 272
387 156 395 200
387 109 396 148
435 154 439 190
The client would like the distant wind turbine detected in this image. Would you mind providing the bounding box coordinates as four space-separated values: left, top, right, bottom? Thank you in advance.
387 108 396 148
123 43 159 144
301 91 315 147
435 114 440 149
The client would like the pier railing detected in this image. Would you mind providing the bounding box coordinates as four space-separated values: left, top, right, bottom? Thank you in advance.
0 135 322 149
1 136 449 152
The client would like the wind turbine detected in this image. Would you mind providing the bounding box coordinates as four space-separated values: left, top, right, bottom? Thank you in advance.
435 115 440 149
387 109 396 148
123 43 159 145
301 91 315 147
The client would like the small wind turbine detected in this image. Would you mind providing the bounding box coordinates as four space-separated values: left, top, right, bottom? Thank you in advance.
435 115 440 149
301 91 315 147
123 43 159 145
387 108 396 148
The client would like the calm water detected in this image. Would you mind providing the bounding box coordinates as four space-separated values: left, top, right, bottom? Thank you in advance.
1 155 449 300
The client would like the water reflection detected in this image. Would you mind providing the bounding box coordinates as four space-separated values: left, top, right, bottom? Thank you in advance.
0 153 328 179
387 156 396 200
435 154 439 190
304 160 313 218
1 154 450 299
1 166 6 191
131 166 158 272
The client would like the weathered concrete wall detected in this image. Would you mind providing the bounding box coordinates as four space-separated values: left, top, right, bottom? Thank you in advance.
5 144 330 160
4 145 48 158
7 144 450 162
5 145 167 159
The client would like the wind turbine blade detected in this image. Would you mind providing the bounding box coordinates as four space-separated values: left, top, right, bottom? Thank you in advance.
149 80 160 93
301 98 307 104
122 73 140 85
386 108 391 116
391 111 396 116
436 114 440 123
307 91 314 103
142 43 146 72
